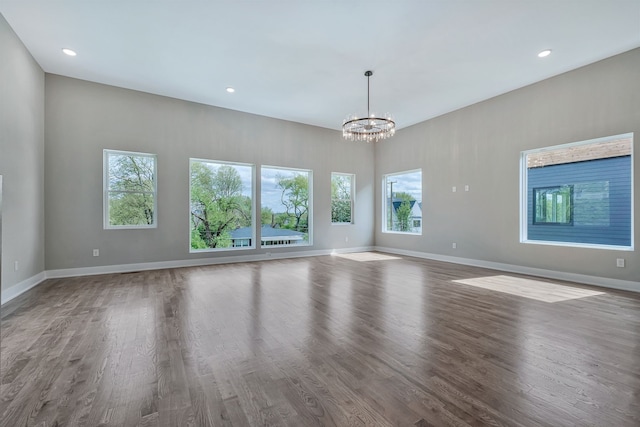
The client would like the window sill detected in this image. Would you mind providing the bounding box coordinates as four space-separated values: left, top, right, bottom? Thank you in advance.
382 230 422 236
520 239 633 251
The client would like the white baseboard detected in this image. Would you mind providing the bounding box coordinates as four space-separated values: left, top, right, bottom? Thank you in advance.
45 246 374 279
1 246 373 305
375 246 640 293
3 245 636 306
1 271 47 305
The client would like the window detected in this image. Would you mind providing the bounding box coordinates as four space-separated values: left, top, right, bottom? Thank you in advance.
383 169 422 234
331 173 355 224
104 150 157 229
261 166 312 247
533 185 573 225
190 159 255 251
521 133 633 249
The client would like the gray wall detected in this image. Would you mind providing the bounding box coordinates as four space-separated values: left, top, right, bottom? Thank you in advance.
0 14 45 294
2 10 637 293
375 48 639 283
44 75 375 270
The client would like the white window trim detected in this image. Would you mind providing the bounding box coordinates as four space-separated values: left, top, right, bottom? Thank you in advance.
382 168 422 235
189 158 256 253
331 172 355 225
103 149 158 229
519 132 634 251
260 165 313 248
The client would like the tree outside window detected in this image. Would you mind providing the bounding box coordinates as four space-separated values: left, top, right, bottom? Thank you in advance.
190 160 254 251
394 192 415 231
104 150 157 228
331 173 354 224
261 166 311 246
383 169 422 234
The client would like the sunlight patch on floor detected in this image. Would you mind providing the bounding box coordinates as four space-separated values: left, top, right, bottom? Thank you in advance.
452 275 605 302
334 252 401 262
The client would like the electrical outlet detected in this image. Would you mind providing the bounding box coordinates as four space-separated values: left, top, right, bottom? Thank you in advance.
93 249 99 257
452 243 457 249
464 185 470 192
616 258 625 268
345 236 349 242
452 186 457 192
14 261 19 271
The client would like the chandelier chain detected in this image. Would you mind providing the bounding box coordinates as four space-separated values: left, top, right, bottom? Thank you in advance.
367 72 370 119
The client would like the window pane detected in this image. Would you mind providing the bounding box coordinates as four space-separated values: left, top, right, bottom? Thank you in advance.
261 166 311 247
104 150 157 228
523 134 632 248
331 173 354 224
108 154 155 192
190 160 254 251
533 185 573 224
383 170 422 234
108 192 155 226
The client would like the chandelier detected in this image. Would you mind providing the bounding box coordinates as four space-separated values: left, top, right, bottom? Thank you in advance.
343 70 395 142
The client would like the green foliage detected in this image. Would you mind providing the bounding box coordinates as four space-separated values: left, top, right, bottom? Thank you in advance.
107 154 155 226
276 173 309 233
190 163 251 249
389 192 415 232
261 206 275 226
331 200 352 223
395 200 412 231
263 211 299 230
190 228 208 249
394 192 415 202
331 175 352 223
109 193 155 226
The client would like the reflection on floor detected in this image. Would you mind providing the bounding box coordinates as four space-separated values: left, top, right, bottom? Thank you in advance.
452 275 606 302
334 251 401 262
4 254 637 426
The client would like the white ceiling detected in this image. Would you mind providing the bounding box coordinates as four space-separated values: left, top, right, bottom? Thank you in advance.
2 1 639 131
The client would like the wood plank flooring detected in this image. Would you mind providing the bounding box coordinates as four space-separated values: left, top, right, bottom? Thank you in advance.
1 253 640 426
451 275 606 302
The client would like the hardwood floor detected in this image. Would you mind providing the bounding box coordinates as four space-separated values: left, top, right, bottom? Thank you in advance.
1 253 639 426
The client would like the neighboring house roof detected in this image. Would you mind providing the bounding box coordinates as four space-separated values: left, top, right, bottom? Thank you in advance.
392 200 416 212
229 227 252 239
230 225 305 239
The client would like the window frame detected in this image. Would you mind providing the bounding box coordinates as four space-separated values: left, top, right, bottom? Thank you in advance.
260 165 313 248
331 172 355 225
103 149 158 230
520 133 634 250
189 158 256 253
382 168 423 235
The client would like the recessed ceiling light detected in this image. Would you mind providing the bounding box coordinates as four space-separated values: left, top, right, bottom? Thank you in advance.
538 49 552 58
226 87 235 93
62 48 77 56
